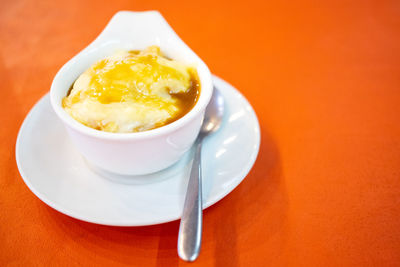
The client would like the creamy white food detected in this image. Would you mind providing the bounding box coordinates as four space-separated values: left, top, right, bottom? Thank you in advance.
62 46 200 133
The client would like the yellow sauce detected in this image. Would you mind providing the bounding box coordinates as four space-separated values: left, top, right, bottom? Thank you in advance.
62 46 200 133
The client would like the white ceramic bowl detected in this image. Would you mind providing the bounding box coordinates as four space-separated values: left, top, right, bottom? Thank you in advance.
50 11 213 175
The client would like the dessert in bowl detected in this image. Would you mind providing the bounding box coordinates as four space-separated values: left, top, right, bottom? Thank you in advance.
63 46 201 133
50 11 213 175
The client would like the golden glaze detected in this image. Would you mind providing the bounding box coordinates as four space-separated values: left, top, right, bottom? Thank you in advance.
62 46 200 133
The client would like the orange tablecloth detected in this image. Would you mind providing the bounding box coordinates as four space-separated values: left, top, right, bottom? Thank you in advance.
1 0 400 266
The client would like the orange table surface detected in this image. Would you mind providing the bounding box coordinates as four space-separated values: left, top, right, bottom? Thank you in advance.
1 0 400 266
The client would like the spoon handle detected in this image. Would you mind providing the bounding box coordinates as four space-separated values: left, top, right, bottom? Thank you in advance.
178 140 203 262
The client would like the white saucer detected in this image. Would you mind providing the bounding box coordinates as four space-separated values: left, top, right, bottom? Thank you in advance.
16 76 260 226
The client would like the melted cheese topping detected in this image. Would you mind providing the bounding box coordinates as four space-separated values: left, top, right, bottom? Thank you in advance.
62 46 200 133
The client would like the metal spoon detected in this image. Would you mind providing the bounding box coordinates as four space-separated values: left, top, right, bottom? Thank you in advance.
177 87 224 262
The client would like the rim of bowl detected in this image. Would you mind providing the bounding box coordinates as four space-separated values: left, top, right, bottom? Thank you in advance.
50 53 213 141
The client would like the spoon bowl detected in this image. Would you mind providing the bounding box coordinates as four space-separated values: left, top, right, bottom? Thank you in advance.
200 89 225 136
49 11 213 175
